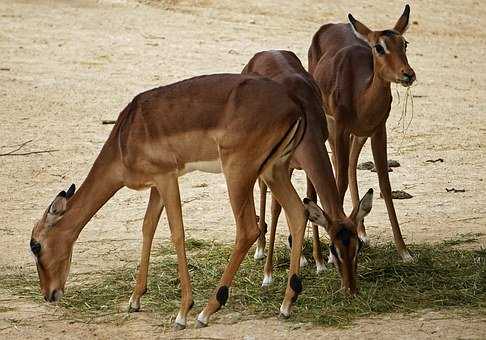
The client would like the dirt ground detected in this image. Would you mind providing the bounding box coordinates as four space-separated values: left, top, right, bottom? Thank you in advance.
1 0 485 338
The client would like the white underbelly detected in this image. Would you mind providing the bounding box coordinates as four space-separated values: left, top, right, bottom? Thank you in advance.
179 160 223 176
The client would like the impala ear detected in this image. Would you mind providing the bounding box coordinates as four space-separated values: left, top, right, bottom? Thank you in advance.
303 198 331 232
46 191 68 226
66 183 76 199
348 13 372 44
355 188 374 223
394 4 410 34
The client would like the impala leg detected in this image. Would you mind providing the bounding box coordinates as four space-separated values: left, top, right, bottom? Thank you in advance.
334 128 351 205
348 135 369 245
128 187 164 312
262 165 306 318
196 172 259 327
254 178 268 260
306 176 325 273
326 115 337 174
371 124 412 261
262 194 281 287
155 176 193 330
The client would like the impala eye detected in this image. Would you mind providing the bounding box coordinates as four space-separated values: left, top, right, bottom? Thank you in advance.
30 239 41 257
374 44 385 55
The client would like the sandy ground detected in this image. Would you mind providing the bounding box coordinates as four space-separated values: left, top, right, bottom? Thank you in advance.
0 0 485 338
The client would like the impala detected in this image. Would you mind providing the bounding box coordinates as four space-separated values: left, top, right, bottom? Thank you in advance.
30 74 311 329
308 5 416 261
242 50 373 294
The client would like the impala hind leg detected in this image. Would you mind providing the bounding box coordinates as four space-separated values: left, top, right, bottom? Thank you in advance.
349 135 369 245
371 125 412 261
129 188 164 312
261 195 281 287
305 176 326 273
196 173 260 328
254 178 268 260
155 176 193 330
262 165 307 318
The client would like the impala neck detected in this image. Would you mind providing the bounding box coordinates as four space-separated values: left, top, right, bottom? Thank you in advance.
294 134 345 220
312 152 345 220
359 59 392 117
60 143 123 241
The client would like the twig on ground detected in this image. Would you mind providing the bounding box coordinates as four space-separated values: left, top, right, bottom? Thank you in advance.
0 149 59 157
102 120 116 125
446 188 465 193
0 139 33 153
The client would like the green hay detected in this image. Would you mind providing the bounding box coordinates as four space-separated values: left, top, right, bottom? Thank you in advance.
1 235 484 327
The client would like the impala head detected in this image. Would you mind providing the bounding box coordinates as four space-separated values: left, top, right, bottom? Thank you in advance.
348 5 416 87
303 188 373 295
30 184 76 302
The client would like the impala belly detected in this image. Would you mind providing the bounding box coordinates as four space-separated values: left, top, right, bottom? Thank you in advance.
179 159 223 176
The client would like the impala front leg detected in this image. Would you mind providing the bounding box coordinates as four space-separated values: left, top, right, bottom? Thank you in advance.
371 124 412 261
348 135 369 244
156 176 193 330
334 126 350 205
129 187 164 312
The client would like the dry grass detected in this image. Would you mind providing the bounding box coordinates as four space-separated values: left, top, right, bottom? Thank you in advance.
1 234 484 327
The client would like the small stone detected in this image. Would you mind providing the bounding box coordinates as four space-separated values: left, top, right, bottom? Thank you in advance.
357 161 374 170
380 190 413 199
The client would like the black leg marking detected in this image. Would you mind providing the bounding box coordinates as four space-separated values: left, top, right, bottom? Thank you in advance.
261 221 268 234
216 285 229 306
288 234 293 248
290 274 302 295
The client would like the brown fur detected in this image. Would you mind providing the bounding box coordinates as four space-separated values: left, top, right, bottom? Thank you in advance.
31 73 309 327
242 50 373 294
308 6 416 260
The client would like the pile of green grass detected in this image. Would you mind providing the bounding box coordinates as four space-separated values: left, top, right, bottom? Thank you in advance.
1 234 484 327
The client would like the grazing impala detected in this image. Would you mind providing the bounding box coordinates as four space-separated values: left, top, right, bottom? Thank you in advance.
308 5 416 261
242 50 374 293
30 74 312 329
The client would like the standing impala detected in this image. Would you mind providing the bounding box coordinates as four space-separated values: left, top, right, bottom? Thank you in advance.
242 50 373 293
308 5 416 260
30 74 311 329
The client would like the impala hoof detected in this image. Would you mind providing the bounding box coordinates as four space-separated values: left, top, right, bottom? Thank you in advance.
315 261 326 274
253 246 266 260
299 255 308 268
261 274 273 288
128 296 140 313
195 319 207 328
400 249 413 262
128 305 140 313
174 322 186 331
278 312 290 319
359 234 370 246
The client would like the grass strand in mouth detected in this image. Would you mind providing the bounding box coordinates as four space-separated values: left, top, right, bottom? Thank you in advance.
0 234 484 328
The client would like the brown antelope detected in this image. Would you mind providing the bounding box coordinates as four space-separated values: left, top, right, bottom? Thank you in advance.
308 5 416 261
242 50 374 294
30 74 311 329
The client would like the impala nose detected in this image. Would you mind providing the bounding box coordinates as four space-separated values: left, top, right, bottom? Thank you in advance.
401 69 416 86
45 289 63 302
